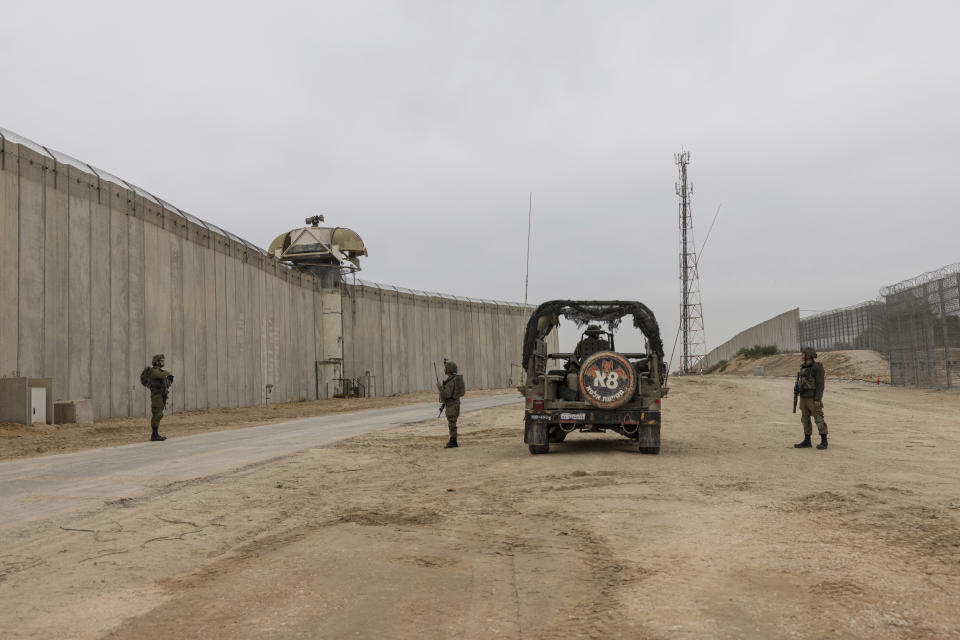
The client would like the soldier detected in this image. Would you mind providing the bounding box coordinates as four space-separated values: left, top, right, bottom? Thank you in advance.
571 325 609 367
147 354 174 442
436 361 465 448
794 347 828 450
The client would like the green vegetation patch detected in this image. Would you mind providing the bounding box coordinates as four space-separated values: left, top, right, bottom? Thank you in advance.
735 345 778 359
704 359 729 374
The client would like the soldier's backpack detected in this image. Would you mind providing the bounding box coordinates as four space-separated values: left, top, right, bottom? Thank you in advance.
452 374 466 400
139 366 152 388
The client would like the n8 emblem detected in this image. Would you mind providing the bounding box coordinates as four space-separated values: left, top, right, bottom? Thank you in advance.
592 371 620 389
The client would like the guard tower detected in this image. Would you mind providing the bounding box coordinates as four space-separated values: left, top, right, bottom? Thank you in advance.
268 215 368 288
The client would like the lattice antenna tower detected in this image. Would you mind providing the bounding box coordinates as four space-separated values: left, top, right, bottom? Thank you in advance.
675 151 707 374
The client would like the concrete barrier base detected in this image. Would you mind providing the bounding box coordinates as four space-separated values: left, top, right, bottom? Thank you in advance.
54 399 94 425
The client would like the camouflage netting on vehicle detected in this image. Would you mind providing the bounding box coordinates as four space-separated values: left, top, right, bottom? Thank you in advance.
522 300 665 368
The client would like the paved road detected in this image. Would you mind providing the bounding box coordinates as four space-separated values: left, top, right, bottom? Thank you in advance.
0 395 522 531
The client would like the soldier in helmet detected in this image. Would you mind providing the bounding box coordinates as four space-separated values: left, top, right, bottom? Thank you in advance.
572 325 609 367
436 360 466 448
147 354 174 442
794 347 828 450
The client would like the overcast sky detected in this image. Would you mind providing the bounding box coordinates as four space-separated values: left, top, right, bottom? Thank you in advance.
2 1 959 364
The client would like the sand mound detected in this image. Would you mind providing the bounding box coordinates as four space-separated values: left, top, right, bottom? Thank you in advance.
712 349 890 383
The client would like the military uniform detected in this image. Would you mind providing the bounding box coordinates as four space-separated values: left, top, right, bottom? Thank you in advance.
572 325 608 364
147 354 174 442
795 347 828 450
438 361 465 448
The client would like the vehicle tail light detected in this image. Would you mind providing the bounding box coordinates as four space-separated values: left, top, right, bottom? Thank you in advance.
655 398 660 405
533 400 544 411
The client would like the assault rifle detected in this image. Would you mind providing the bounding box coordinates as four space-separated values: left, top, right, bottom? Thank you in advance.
162 374 174 403
434 362 444 418
792 373 800 414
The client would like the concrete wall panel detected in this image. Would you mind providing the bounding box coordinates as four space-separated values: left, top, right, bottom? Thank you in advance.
143 209 171 374
107 186 129 416
202 242 218 409
127 201 146 417
272 278 284 401
400 294 410 391
266 274 278 401
168 231 186 413
479 305 491 389
213 251 228 407
298 285 310 400
16 149 46 378
224 253 239 407
0 142 18 377
89 181 112 419
388 290 401 394
465 304 477 381
45 162 70 402
249 263 263 404
438 300 452 367
375 290 389 395
67 166 93 402
409 296 422 391
180 235 198 411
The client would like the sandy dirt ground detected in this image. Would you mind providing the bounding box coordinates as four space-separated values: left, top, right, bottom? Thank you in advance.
715 350 891 384
2 376 959 639
0 389 514 462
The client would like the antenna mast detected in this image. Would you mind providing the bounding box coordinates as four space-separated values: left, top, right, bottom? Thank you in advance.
675 151 707 374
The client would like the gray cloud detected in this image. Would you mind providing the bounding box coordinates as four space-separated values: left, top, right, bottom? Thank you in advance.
3 0 958 363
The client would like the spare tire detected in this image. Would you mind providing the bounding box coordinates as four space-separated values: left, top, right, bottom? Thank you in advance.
578 351 636 409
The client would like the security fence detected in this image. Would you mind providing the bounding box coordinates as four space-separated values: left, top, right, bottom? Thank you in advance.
798 301 886 353
880 264 960 388
797 263 960 388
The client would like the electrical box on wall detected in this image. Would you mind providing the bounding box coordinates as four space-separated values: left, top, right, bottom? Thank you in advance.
0 378 54 425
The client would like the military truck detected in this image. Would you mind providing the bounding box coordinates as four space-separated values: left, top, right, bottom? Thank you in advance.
520 300 668 454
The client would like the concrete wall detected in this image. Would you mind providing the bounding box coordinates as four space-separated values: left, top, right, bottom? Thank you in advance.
705 308 800 365
341 281 546 394
0 132 339 419
1 128 544 420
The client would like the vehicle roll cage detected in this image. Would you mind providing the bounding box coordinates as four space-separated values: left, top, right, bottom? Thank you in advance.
521 300 665 369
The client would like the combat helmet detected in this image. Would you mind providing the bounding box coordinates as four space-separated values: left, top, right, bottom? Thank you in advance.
151 354 165 366
584 325 603 336
444 361 458 374
801 347 817 359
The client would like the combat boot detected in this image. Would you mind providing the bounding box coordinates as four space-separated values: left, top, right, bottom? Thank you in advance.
444 438 458 448
816 434 828 450
151 429 167 442
794 435 812 448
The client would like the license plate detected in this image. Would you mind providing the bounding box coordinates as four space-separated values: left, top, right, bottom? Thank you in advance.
527 413 552 421
560 412 586 421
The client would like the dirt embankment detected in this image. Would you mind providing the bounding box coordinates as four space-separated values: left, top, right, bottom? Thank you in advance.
713 349 890 383
2 376 959 639
0 388 516 462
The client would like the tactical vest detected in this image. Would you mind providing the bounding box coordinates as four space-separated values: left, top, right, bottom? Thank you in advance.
442 374 466 402
148 367 170 396
798 362 823 397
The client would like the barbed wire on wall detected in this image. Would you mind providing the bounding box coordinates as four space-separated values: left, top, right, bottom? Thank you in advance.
798 264 960 388
880 262 960 296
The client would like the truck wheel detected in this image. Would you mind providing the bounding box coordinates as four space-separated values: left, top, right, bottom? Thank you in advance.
529 444 550 455
638 424 660 454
